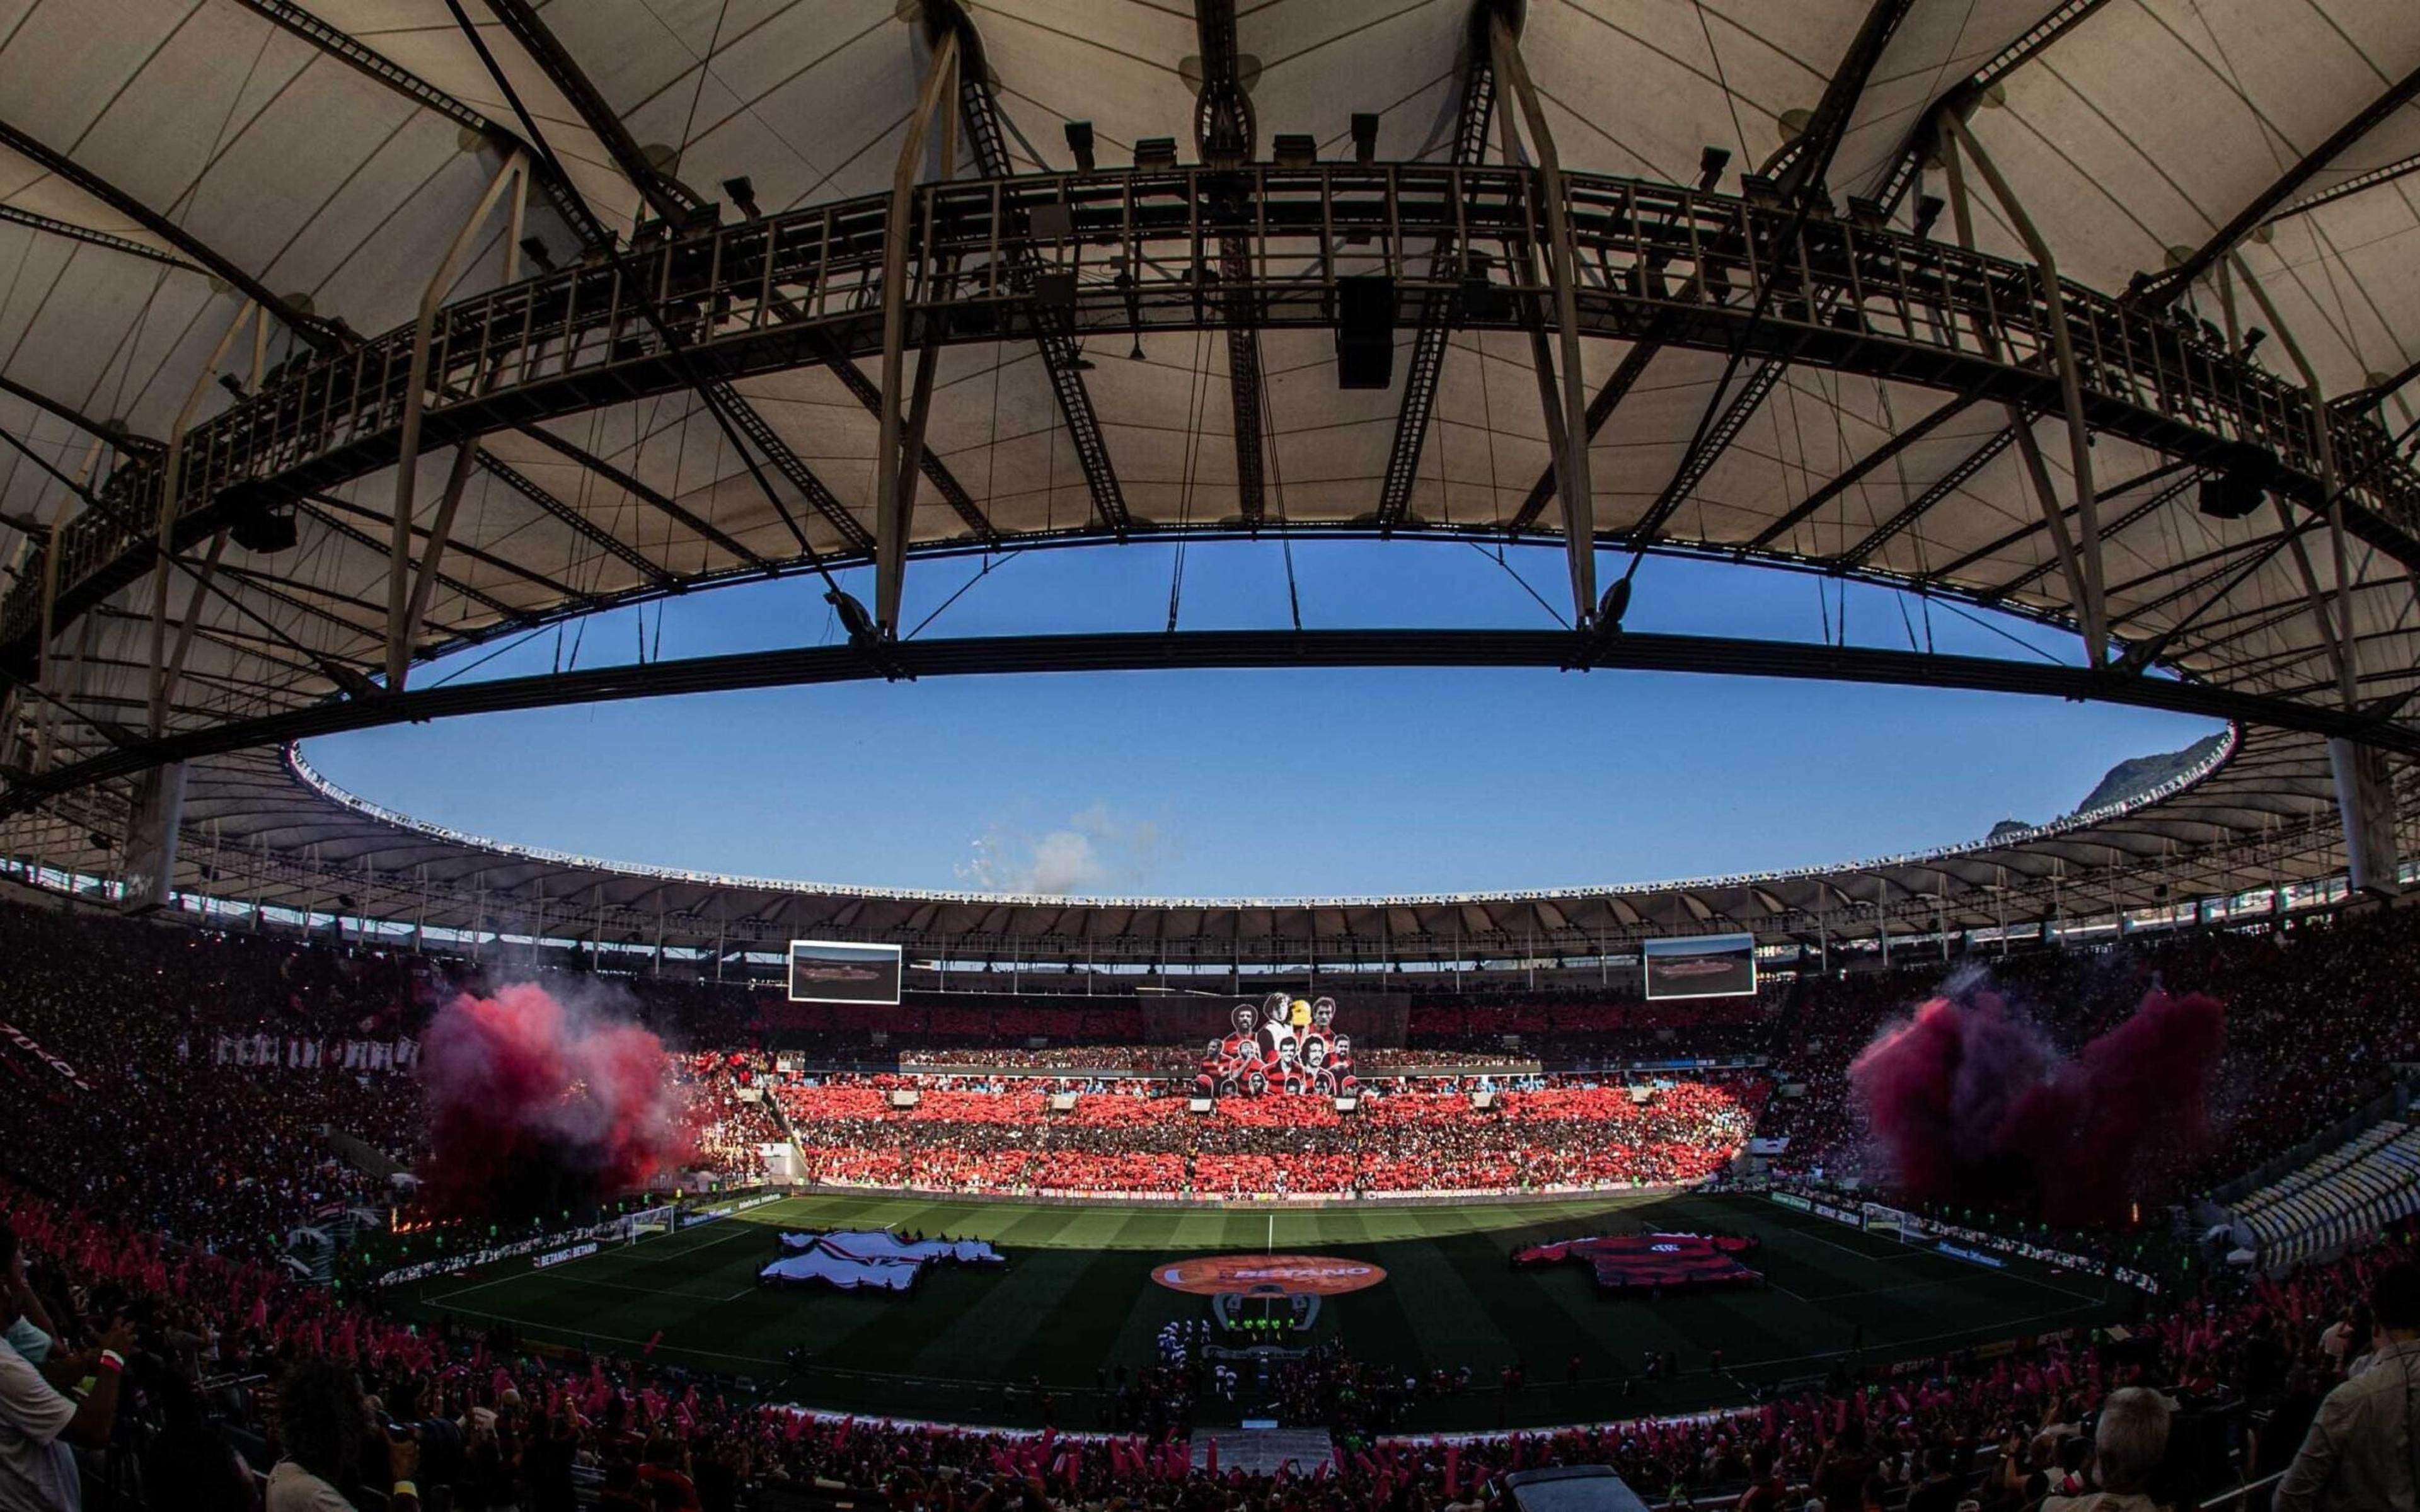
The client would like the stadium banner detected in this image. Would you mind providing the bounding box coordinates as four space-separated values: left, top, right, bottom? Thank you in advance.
373 1215 634 1288
1642 934 1758 1000
0 1020 91 1092
792 1179 1707 1210
1899 1213 2157 1293
1141 992 1407 1050
786 940 903 1005
1769 1191 1812 1213
1809 1199 1864 1230
1185 992 1366 1098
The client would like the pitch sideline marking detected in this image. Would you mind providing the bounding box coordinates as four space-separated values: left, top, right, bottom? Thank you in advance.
425 1219 780 1305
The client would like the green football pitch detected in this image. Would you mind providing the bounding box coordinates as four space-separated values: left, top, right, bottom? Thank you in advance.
400 1191 2131 1431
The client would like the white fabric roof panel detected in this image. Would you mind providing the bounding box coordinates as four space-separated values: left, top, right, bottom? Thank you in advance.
0 0 2414 931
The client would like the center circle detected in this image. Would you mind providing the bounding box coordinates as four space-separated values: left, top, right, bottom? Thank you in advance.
1152 1254 1388 1295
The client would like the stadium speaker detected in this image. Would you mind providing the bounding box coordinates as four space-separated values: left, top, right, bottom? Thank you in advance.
1461 253 1507 322
1335 274 1395 390
1032 270 1078 313
2196 441 2282 520
219 478 298 554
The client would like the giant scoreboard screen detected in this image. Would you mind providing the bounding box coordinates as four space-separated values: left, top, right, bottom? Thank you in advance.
786 940 904 1005
1641 933 1758 1000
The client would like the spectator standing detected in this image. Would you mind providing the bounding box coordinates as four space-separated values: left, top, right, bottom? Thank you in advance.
0 1225 131 1512
2274 1262 2420 1512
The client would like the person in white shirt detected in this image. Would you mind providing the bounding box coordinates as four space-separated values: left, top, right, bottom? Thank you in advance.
0 1227 132 1512
2319 1312 2356 1372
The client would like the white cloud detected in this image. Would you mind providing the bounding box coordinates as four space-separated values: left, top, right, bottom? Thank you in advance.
957 802 1172 895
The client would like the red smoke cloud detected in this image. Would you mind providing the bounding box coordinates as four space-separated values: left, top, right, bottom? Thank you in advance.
1848 984 2225 1225
417 984 691 1218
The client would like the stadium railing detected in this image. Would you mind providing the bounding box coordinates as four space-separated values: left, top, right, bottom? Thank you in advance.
2196 1469 2285 1509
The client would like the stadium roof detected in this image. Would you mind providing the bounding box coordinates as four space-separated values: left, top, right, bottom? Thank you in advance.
0 0 2414 958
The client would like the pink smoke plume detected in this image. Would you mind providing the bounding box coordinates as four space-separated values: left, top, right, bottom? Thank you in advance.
1848 984 2225 1225
417 983 691 1218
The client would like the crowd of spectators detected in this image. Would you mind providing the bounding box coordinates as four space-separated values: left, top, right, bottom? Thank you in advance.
9 891 2420 1508
893 1045 1528 1073
769 1074 1768 1195
1761 908 2420 1200
8 1154 2420 1511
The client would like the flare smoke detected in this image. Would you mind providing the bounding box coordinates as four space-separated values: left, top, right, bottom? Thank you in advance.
1848 976 2225 1225
417 983 691 1218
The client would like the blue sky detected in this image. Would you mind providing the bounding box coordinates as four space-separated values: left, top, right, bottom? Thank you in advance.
302 539 2221 898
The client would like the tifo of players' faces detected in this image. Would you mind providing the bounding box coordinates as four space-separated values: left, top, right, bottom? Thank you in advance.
1195 994 1359 1098
4 895 2420 1512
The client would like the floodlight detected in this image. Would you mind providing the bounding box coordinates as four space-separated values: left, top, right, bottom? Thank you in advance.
826 587 880 646
721 175 760 219
1350 113 1379 164
1063 121 1095 172
1594 574 1632 631
1697 146 1730 190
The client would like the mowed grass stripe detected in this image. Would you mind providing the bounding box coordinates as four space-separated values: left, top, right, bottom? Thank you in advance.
401 1193 2130 1432
1323 1244 1426 1381
997 1210 1167 1386
1435 1230 1633 1381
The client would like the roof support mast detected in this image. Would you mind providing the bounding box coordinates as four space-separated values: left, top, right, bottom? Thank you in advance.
1488 9 1596 624
2228 255 2360 712
1940 113 2107 667
151 300 266 738
388 151 529 690
874 31 962 636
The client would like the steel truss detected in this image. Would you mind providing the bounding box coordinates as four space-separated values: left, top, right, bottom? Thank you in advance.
5 627 2416 823
9 160 2414 665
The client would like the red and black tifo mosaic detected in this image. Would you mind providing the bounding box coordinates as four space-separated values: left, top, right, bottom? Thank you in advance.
1510 1232 1763 1295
